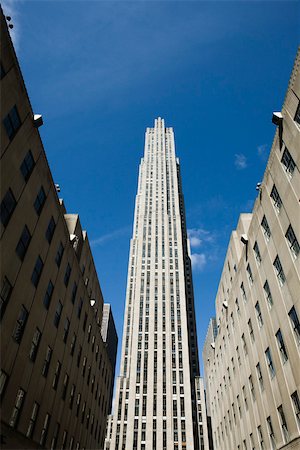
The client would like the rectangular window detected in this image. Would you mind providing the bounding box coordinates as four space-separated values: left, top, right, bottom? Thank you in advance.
261 215 271 241
43 281 54 310
16 225 31 260
285 225 300 258
69 384 75 409
281 147 296 176
34 186 46 215
1 188 17 227
70 333 76 356
77 298 83 319
55 242 64 267
52 361 61 390
3 105 21 140
246 264 253 284
71 282 77 304
0 370 8 398
42 346 52 377
265 348 275 378
20 150 35 181
263 280 273 308
45 216 56 243
257 425 264 449
277 405 289 442
9 388 26 428
29 327 42 361
50 422 60 450
62 373 69 400
291 391 300 426
275 329 288 363
249 375 255 400
288 306 300 344
31 255 44 287
270 185 282 211
273 255 285 286
255 302 263 327
40 413 51 446
248 319 254 342
54 301 63 328
64 263 71 287
26 401 39 438
63 318 70 343
13 305 28 343
267 416 276 449
0 276 12 319
256 363 264 390
253 241 262 264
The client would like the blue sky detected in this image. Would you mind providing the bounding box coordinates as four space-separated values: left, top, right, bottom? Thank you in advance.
4 1 299 377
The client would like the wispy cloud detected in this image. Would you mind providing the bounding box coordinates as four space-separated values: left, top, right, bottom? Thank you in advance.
188 228 214 249
2 1 21 52
234 153 248 170
90 226 131 247
191 253 206 271
257 144 268 161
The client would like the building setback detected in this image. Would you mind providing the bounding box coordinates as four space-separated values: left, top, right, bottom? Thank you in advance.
0 9 117 450
105 117 210 450
203 49 300 450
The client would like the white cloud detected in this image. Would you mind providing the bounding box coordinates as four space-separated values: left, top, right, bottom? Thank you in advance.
234 153 247 170
190 253 206 271
188 228 214 249
257 144 268 161
90 226 130 247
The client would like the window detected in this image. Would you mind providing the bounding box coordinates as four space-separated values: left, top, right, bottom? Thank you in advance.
0 61 5 79
277 405 289 443
62 373 69 400
261 215 271 241
288 306 300 344
267 416 276 449
40 413 51 446
295 101 300 124
13 305 28 343
249 375 255 400
42 346 52 377
265 348 275 378
70 333 76 356
31 255 44 287
29 328 41 361
0 370 8 398
9 388 26 427
71 282 77 304
256 363 264 390
291 391 300 426
0 276 12 319
273 255 285 286
253 241 262 264
3 105 21 140
52 361 61 390
51 423 60 450
34 186 46 215
16 225 31 260
263 280 273 308
54 301 63 328
69 384 75 409
1 188 17 227
257 425 264 450
43 281 54 309
45 216 56 243
77 298 83 319
63 318 70 343
276 329 288 363
285 225 299 258
64 263 71 287
246 264 253 284
20 150 35 181
26 402 39 438
55 242 64 267
255 302 263 327
241 282 247 302
248 319 254 342
281 147 296 176
270 185 282 211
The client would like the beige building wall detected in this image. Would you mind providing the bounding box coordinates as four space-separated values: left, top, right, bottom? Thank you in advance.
203 49 300 450
0 9 117 449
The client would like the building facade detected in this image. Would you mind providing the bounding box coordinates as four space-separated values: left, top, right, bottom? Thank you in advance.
0 10 117 449
105 117 209 450
203 49 300 450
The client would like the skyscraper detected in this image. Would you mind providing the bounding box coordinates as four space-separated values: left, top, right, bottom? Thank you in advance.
106 118 209 450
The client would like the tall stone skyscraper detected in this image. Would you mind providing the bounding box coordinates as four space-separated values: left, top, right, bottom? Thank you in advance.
106 118 209 450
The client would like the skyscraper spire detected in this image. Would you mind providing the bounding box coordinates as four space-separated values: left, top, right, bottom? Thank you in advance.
105 118 209 449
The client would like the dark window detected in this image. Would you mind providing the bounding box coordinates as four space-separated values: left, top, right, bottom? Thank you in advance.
291 391 300 426
64 263 71 287
69 384 75 409
1 188 17 227
50 422 60 450
62 373 69 400
29 328 42 361
13 305 28 343
281 147 296 176
26 402 39 439
31 256 44 287
40 413 51 446
45 216 56 243
77 346 82 367
270 185 282 211
0 369 8 398
289 306 300 344
20 150 35 181
63 318 70 343
0 61 5 79
0 276 12 319
285 225 300 258
295 101 300 125
34 187 46 215
70 333 76 356
16 225 31 260
265 347 275 378
273 255 285 286
9 388 26 428
83 313 88 331
77 298 83 319
43 281 54 309
3 105 21 140
42 347 52 377
55 242 64 267
52 361 61 390
71 282 77 304
54 301 63 328
261 215 271 241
